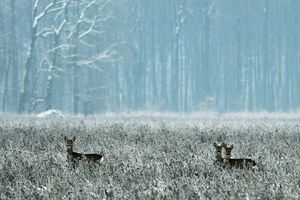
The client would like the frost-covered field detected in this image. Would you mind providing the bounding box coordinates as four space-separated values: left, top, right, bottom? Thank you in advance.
1 113 300 199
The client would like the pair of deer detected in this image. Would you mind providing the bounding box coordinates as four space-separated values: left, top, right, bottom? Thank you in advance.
214 142 257 170
64 136 104 168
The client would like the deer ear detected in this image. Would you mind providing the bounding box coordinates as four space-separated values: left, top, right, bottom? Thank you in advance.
213 142 217 147
73 137 76 141
229 144 233 149
64 136 67 141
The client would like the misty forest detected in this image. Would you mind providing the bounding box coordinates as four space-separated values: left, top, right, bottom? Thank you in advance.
1 0 300 115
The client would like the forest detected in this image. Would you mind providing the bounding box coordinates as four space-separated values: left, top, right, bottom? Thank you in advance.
0 0 299 115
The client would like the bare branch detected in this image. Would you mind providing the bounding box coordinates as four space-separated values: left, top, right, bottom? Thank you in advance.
76 43 117 66
55 19 67 34
46 44 71 54
37 28 55 38
33 1 56 30
79 39 97 48
54 0 71 20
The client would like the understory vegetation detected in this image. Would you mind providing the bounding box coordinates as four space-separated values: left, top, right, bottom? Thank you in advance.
0 113 300 199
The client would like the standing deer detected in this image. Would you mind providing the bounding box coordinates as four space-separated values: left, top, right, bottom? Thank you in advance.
64 136 104 168
223 143 256 170
213 142 224 167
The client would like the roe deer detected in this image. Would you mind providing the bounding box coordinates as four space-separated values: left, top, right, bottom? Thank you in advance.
223 144 256 170
64 136 104 167
213 142 224 167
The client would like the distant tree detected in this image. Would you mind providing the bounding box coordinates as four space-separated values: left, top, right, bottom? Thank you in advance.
29 0 71 112
0 0 298 114
65 0 116 114
18 0 57 113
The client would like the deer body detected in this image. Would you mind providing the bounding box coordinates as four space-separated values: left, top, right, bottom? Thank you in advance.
65 137 104 167
225 158 256 169
223 144 256 170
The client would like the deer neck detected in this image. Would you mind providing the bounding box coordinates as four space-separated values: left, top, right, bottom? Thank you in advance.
66 147 74 163
67 146 74 155
223 154 231 163
215 152 223 162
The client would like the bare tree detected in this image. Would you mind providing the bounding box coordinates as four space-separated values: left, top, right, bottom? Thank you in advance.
18 0 57 113
65 0 116 114
25 0 115 114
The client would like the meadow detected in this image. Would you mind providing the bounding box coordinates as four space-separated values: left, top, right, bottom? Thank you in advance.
0 113 300 199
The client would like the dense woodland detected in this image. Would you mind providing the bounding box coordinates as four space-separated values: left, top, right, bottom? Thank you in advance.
0 0 299 114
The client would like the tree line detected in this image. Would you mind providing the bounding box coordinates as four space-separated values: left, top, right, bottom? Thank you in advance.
0 0 299 114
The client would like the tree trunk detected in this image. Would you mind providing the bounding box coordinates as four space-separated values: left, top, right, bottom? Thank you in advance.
45 34 59 111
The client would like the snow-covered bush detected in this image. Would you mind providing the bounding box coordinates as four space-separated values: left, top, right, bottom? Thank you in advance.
36 110 63 118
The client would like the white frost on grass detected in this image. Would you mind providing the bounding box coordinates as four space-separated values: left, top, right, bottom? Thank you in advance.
37 109 63 118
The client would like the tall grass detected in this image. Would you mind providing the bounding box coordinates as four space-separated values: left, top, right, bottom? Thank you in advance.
0 114 299 199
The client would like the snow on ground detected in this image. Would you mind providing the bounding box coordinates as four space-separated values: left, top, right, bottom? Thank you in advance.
36 109 63 118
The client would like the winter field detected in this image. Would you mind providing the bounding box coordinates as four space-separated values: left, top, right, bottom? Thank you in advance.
0 113 300 199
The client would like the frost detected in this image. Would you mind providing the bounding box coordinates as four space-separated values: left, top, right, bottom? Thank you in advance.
0 114 299 199
37 109 63 118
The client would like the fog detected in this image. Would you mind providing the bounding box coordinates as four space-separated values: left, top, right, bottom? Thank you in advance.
0 0 299 115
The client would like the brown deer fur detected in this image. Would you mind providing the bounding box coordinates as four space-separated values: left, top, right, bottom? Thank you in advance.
64 136 104 167
223 144 256 170
213 142 224 167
